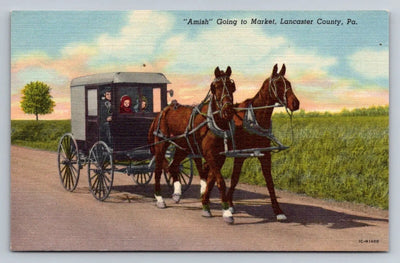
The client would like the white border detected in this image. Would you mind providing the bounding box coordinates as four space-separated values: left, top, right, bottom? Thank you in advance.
3 0 399 262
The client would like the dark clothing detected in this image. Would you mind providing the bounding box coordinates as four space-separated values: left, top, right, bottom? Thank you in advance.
100 99 113 146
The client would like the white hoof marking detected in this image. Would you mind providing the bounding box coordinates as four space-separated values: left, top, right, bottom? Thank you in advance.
223 209 234 224
173 181 182 195
200 179 207 196
277 214 287 221
223 209 233 218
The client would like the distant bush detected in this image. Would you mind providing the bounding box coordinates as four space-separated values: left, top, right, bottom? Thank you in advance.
274 105 389 118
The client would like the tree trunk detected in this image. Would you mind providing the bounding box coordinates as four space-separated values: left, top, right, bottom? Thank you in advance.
36 113 38 121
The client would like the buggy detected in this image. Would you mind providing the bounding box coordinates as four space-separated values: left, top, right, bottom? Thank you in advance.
57 72 194 201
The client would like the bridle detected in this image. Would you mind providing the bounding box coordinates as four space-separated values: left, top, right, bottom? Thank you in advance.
211 76 234 116
269 75 290 109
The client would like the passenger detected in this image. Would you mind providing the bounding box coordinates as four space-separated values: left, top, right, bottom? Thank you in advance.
141 96 149 112
133 96 149 112
120 95 133 113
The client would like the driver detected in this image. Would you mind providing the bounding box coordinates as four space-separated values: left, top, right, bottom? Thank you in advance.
100 87 113 146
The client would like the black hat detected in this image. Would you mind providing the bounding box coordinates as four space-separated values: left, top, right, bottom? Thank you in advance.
103 87 111 94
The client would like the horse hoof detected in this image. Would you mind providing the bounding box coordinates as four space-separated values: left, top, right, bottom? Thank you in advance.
202 210 212 218
277 214 287 221
229 206 236 214
172 193 181 203
223 209 234 224
156 201 166 209
223 216 234 224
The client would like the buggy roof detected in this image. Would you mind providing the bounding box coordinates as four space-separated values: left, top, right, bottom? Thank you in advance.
70 72 171 87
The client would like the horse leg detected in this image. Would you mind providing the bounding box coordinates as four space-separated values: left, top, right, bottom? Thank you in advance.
201 172 215 218
154 145 167 209
226 157 245 214
195 158 209 197
168 148 188 203
203 153 233 224
259 153 287 221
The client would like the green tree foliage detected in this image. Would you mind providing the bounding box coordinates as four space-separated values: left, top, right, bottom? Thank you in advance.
20 81 56 121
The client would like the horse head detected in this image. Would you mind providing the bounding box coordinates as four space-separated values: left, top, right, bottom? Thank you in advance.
210 66 236 119
266 64 300 112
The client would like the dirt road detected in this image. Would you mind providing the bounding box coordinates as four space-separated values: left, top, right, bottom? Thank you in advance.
10 146 388 251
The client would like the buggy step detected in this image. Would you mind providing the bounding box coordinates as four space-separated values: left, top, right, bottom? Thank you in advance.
220 146 289 157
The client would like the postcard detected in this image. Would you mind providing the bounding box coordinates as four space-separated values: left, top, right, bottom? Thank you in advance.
10 10 389 251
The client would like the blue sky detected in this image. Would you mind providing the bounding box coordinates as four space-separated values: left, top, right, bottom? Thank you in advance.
11 10 389 119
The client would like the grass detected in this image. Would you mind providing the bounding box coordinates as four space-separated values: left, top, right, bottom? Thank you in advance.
11 106 389 209
11 120 70 151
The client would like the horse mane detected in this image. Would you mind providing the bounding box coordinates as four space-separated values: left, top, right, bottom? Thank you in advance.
245 77 271 107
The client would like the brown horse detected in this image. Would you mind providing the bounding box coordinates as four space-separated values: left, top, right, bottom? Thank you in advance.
148 66 236 224
226 64 300 221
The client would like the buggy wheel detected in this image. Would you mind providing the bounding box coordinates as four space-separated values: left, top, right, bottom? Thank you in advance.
88 141 114 201
164 146 194 193
133 171 154 186
57 133 80 192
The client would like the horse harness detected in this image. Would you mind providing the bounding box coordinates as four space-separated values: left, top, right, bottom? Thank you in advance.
152 76 236 157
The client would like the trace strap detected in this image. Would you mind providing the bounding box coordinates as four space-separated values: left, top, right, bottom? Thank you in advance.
243 104 287 150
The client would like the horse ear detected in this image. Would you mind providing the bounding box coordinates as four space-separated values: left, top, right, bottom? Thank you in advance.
279 64 286 76
272 64 278 77
226 66 232 77
214 67 221 78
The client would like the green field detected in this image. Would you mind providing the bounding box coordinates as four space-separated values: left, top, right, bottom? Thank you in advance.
11 106 389 209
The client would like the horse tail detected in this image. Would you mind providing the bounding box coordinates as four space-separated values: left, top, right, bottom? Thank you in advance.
148 116 157 155
148 105 172 155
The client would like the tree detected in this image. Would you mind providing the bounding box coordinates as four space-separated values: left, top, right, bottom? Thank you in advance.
20 81 56 121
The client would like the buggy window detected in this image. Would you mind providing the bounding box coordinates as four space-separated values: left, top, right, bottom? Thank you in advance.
87 89 97 116
117 86 159 113
153 88 161 112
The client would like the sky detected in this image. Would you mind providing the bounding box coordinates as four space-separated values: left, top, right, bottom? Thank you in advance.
10 10 389 119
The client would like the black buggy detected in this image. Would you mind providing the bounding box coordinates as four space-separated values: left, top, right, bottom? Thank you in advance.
57 72 194 201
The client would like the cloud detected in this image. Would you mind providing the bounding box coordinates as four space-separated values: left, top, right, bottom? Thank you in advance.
84 11 175 68
348 49 388 79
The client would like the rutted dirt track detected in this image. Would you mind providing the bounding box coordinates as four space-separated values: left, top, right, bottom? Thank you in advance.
10 146 388 251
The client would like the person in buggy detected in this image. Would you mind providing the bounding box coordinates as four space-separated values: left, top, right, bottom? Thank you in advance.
120 95 133 113
133 96 149 112
100 87 113 146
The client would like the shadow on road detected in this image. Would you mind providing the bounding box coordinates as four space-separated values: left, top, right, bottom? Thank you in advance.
109 182 388 230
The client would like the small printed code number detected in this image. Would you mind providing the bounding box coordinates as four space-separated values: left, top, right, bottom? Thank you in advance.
359 239 379 244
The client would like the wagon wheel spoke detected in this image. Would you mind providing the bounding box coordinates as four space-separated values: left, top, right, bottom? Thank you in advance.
179 169 189 185
133 171 153 186
69 165 77 185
